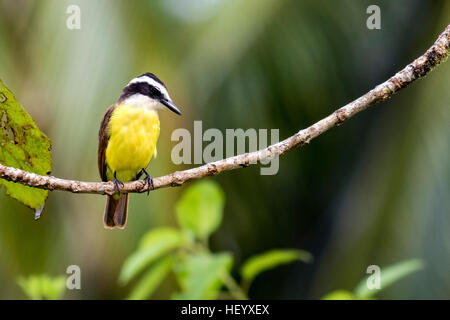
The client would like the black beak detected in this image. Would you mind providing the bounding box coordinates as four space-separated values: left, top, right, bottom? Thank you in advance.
161 99 182 115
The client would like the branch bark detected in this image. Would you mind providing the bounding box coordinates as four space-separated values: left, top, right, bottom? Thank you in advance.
1 24 449 196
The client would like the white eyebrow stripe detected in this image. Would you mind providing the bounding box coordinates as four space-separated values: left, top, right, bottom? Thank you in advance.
128 76 171 100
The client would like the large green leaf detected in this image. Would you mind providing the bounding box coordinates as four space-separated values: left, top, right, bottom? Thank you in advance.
354 259 424 299
240 249 312 286
173 253 233 300
17 274 66 300
0 80 51 214
127 256 174 300
175 181 225 240
119 227 185 285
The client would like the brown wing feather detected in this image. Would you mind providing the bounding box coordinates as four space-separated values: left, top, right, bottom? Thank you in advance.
98 104 116 182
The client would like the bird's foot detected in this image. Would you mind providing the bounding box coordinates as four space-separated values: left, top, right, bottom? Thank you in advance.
141 168 154 195
113 172 124 194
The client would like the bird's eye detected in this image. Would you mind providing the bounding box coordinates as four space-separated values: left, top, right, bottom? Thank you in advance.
150 87 161 97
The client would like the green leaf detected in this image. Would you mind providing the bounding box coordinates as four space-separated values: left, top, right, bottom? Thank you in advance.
354 259 424 299
240 249 312 286
119 227 185 285
0 80 51 213
175 181 225 240
127 256 174 300
322 290 355 300
17 274 66 300
173 253 233 300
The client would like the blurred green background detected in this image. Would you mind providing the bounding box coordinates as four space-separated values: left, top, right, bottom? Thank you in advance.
0 0 449 299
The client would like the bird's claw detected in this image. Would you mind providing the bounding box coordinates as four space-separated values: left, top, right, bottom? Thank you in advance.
113 172 124 194
142 169 154 195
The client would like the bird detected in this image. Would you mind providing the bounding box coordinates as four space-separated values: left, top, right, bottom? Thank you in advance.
98 73 181 229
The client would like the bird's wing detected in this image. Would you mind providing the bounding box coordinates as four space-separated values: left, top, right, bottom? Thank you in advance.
98 104 116 182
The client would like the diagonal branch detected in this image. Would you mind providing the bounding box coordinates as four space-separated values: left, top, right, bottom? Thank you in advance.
1 24 449 196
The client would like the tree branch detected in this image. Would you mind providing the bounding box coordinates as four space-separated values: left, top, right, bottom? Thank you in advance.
1 24 449 196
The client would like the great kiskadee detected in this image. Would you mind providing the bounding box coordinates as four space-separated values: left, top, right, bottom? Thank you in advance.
98 73 181 229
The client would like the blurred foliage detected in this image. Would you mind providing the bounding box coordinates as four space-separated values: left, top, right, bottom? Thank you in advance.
175 180 225 241
0 79 51 214
17 274 66 300
323 259 424 300
119 227 186 285
353 259 424 299
0 0 449 299
127 256 174 300
240 249 313 291
120 181 310 299
173 253 233 300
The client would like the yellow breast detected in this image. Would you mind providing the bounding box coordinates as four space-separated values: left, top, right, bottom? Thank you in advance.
105 104 160 181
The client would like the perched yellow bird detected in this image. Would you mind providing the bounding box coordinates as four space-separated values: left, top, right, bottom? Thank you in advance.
98 73 181 229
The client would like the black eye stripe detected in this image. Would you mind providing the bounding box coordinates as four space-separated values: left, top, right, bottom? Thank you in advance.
118 82 163 102
149 86 161 96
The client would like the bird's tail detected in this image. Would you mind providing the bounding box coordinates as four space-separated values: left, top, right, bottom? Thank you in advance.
103 194 129 229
